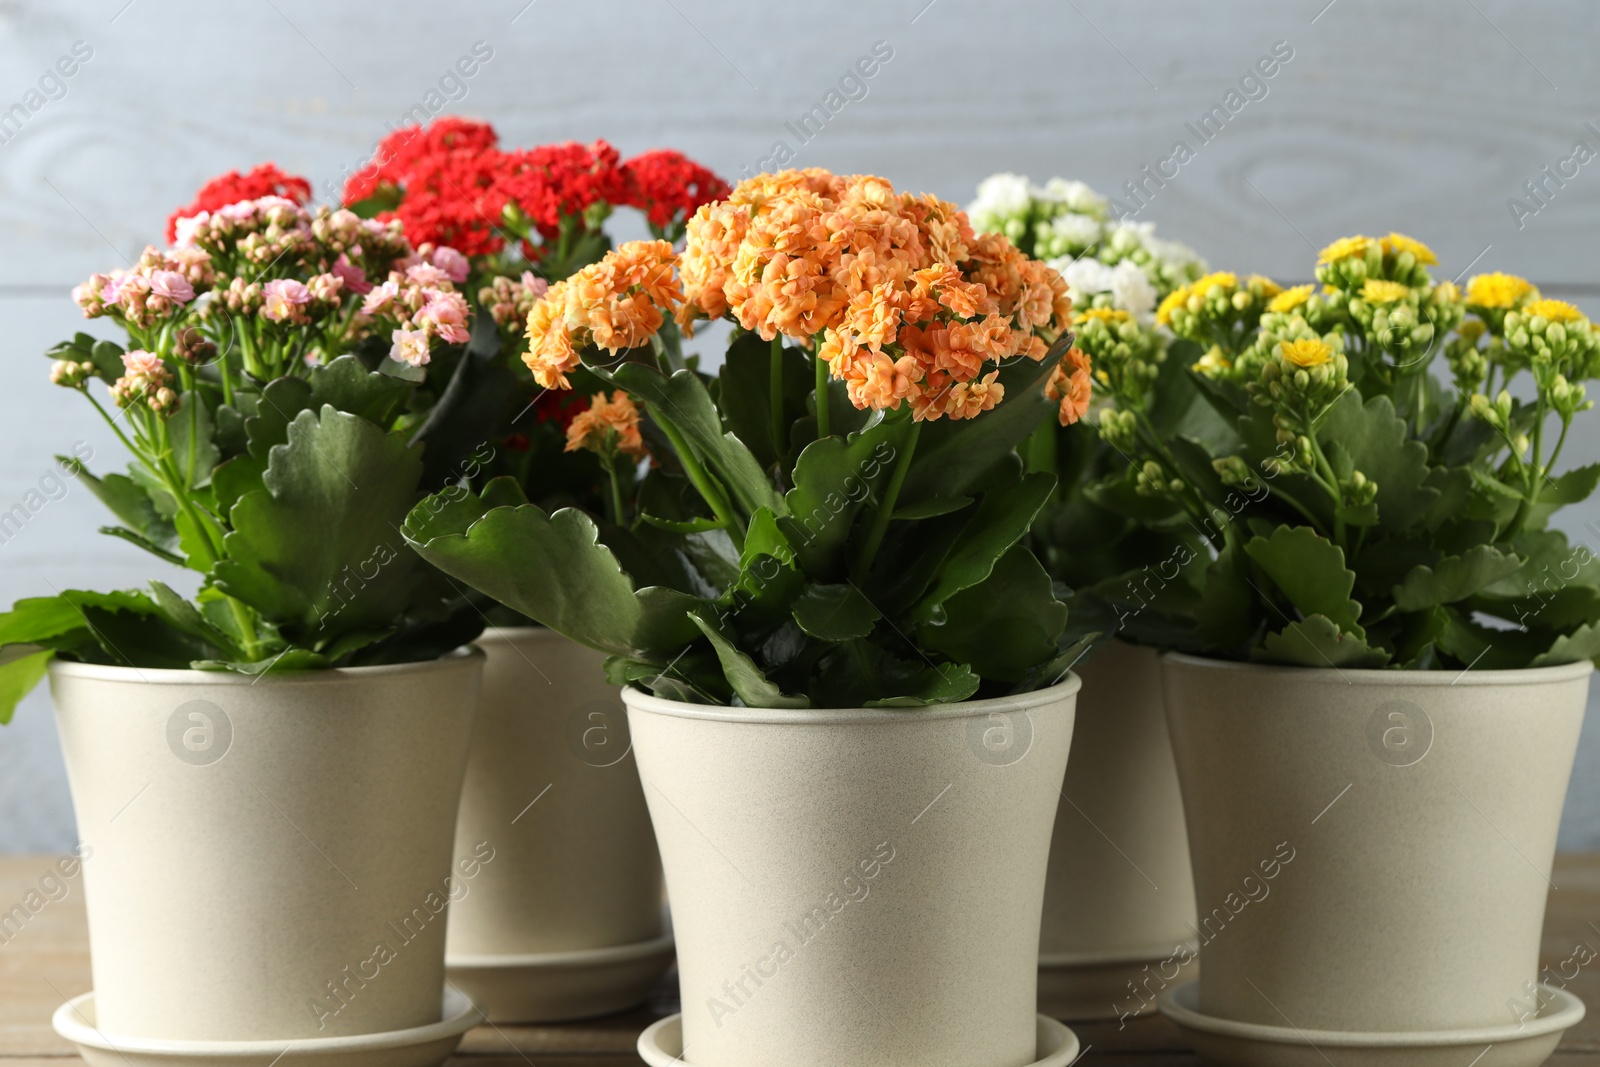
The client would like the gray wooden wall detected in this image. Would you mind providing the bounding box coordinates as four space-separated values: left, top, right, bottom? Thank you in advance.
4 0 1600 852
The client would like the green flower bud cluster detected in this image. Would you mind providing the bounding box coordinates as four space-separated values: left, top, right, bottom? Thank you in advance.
1072 311 1164 407
1135 459 1185 497
1212 454 1255 488
1315 236 1433 295
1469 389 1515 432
1160 273 1280 359
1503 303 1600 380
1099 407 1139 451
1340 469 1378 506
1248 340 1350 473
49 359 96 390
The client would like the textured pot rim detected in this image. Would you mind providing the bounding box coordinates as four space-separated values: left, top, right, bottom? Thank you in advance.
1161 650 1593 687
47 643 484 686
52 985 479 1055
471 624 551 647
1159 979 1584 1047
448 931 674 969
621 673 1081 725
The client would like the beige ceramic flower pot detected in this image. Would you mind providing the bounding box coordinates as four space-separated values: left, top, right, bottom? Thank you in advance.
48 649 483 1042
1039 640 1196 1021
1160 652 1590 1033
445 628 670 1021
623 676 1080 1067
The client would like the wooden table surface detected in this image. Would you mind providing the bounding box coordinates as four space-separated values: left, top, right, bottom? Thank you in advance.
5 854 1600 1066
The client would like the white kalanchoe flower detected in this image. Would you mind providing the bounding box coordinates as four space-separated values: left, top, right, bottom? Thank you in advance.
967 172 1034 240
1110 260 1158 318
1045 212 1102 250
1033 176 1110 218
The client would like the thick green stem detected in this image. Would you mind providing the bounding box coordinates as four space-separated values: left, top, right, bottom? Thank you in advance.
814 352 831 439
655 416 744 552
770 336 786 456
603 454 626 527
851 421 921 585
1507 399 1551 539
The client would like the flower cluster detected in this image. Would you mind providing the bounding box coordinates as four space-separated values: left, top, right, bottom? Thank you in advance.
478 270 551 330
564 390 647 458
525 240 682 389
72 245 214 330
361 248 473 367
967 173 1205 316
107 349 178 414
341 118 728 272
164 163 311 243
620 149 732 239
682 170 1073 420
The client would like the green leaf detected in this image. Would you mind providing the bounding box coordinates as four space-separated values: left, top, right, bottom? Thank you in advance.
193 648 331 675
65 464 178 551
1194 540 1259 650
792 583 881 641
61 589 209 668
1257 614 1391 668
716 332 814 468
1008 632 1098 696
211 455 266 519
865 662 982 706
688 613 809 708
98 526 186 566
1538 463 1600 506
0 596 85 649
915 472 1055 614
146 580 238 659
246 377 315 461
310 355 415 429
918 545 1067 683
893 496 972 520
404 491 704 659
778 418 908 579
1392 545 1525 612
899 341 1065 504
1531 622 1600 667
1244 526 1364 635
215 407 423 640
607 362 785 518
169 392 219 489
1317 392 1437 533
0 648 52 725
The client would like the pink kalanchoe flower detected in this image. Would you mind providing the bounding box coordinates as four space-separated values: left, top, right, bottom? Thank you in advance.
405 262 451 288
417 290 471 344
261 278 311 322
521 270 549 299
362 279 400 316
307 272 345 304
332 254 372 295
173 212 209 248
430 246 469 284
149 270 195 304
390 328 431 367
122 350 164 375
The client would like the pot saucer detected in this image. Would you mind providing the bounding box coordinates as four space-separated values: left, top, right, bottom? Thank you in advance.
447 932 674 1022
53 986 479 1067
637 1011 1079 1067
1158 979 1584 1067
1039 941 1199 1020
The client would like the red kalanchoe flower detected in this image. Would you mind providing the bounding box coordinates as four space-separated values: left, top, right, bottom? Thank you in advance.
342 116 500 206
530 388 589 432
391 149 509 258
495 140 627 241
621 150 731 234
165 163 311 242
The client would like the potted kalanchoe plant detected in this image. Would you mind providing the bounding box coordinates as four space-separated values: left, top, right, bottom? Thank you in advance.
343 116 732 1021
1067 234 1595 1060
3 166 491 1063
404 168 1092 1067
969 172 1208 1022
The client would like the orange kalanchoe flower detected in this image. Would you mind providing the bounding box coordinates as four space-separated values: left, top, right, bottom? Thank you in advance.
523 239 682 389
524 169 1079 423
1045 346 1093 427
564 391 647 458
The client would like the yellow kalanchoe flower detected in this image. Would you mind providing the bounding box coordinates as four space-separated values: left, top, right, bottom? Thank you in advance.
1074 307 1131 325
1156 286 1188 326
1381 232 1438 265
1466 272 1537 309
1268 284 1315 314
1250 274 1284 298
1361 279 1413 304
1318 235 1375 264
1192 345 1231 375
1280 338 1334 368
1523 298 1583 323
